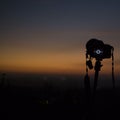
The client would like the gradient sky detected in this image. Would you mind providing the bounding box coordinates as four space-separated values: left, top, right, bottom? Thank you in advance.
0 0 120 76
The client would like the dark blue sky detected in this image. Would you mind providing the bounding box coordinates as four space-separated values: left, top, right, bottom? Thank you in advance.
1 0 120 31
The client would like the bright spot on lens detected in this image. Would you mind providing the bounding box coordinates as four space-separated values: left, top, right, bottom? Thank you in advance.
96 50 102 54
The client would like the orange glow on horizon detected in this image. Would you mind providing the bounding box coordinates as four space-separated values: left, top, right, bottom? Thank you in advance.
0 54 118 75
1 50 85 74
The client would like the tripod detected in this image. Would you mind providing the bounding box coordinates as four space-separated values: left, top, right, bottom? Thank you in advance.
83 39 115 120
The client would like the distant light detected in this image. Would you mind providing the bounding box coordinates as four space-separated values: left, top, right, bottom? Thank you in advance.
46 100 48 104
39 100 48 104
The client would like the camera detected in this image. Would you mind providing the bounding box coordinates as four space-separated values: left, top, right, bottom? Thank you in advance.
86 39 114 60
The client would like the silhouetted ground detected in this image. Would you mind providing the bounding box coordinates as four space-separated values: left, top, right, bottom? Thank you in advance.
0 76 120 120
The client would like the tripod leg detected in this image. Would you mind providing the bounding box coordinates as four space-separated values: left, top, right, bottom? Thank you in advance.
84 74 91 104
112 75 115 89
93 70 99 97
92 60 102 101
112 61 115 89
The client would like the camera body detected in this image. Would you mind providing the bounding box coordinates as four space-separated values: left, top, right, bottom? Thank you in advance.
86 39 113 60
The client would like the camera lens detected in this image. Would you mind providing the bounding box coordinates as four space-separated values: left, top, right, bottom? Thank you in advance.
95 49 103 55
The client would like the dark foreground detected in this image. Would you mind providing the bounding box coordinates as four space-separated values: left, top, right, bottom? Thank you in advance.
0 85 120 120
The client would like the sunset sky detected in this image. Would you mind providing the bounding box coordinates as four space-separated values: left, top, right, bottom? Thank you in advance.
1 0 120 76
